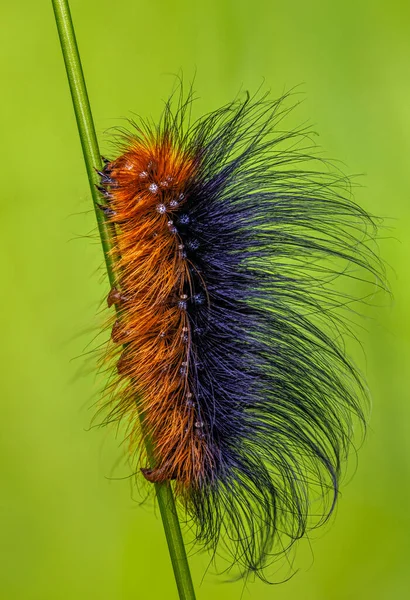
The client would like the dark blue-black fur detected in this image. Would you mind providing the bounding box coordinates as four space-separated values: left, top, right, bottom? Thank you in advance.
125 88 382 581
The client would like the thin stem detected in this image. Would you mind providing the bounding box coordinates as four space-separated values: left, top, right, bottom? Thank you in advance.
51 2 196 598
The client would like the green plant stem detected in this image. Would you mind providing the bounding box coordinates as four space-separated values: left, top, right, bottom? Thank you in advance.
51 2 196 598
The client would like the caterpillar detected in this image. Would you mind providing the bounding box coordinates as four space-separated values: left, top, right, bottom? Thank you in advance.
97 88 380 580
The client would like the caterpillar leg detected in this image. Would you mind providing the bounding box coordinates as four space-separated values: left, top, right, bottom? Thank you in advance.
141 464 177 483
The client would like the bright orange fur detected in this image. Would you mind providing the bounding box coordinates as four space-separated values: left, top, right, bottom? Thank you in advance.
105 136 211 488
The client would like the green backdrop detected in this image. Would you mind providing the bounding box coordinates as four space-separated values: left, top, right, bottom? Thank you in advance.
1 1 409 598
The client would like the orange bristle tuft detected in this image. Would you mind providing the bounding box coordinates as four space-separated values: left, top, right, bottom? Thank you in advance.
104 138 207 487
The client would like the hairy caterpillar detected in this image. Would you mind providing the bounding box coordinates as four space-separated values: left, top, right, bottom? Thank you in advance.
97 88 380 580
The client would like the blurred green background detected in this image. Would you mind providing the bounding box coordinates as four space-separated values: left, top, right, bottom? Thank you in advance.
1 1 409 598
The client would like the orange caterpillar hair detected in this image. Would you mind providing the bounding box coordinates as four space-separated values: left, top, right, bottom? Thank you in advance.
103 137 210 489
